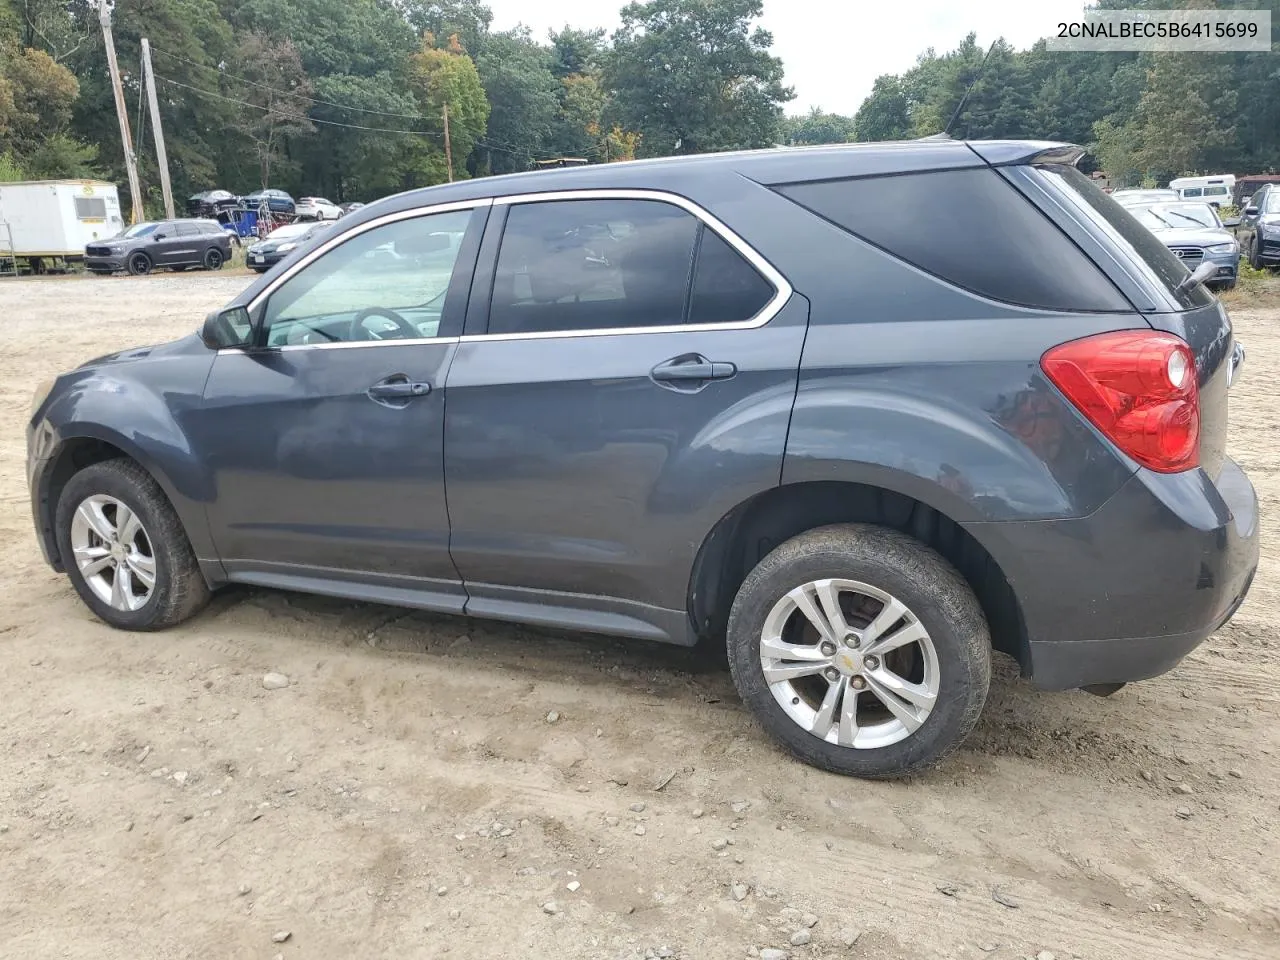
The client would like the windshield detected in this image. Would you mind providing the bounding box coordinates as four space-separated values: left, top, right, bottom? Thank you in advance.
121 222 159 238
1035 164 1213 311
266 223 313 241
1132 203 1220 230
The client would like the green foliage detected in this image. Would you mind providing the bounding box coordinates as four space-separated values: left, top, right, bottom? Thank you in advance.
607 0 793 156
783 108 855 146
474 28 559 173
24 133 100 179
0 149 23 181
408 33 490 180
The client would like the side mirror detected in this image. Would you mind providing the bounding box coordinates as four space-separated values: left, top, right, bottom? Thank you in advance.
1175 259 1220 296
1245 206 1259 216
201 305 253 349
152 232 166 241
1222 216 1241 228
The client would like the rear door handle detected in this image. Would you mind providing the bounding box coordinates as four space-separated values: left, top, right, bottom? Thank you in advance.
650 354 737 383
368 375 431 406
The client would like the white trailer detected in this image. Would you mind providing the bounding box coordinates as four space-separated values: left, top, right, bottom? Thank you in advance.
0 180 125 262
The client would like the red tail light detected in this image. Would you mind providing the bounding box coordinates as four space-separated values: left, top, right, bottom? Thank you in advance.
1041 330 1199 473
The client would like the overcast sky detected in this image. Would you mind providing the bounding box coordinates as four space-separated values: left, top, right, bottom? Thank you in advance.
485 0 1092 116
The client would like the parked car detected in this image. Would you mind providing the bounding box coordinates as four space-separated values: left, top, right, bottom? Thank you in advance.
84 218 233 275
186 189 240 218
296 197 342 221
1168 174 1235 208
1111 188 1180 207
242 189 296 215
1239 183 1280 269
1127 201 1239 291
29 140 1257 779
245 221 333 272
339 201 365 215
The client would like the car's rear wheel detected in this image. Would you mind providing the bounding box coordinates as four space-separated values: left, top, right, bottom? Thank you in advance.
204 247 224 270
127 252 152 276
55 459 210 631
726 524 991 779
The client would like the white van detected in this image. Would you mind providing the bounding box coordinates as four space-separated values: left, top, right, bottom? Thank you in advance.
1169 175 1235 208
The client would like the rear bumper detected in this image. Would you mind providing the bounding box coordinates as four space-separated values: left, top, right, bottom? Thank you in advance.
966 456 1259 690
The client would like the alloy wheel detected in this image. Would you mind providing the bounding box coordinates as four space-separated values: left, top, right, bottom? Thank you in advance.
759 578 940 749
69 494 157 611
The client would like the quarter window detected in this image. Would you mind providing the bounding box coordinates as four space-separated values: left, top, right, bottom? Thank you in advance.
775 168 1130 313
261 209 474 347
688 228 775 325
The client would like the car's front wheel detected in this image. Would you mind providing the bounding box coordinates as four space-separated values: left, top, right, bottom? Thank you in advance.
55 459 211 631
127 252 152 276
727 524 991 779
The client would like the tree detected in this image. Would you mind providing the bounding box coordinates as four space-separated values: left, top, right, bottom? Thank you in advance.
1134 52 1237 179
400 0 493 56
228 33 315 188
473 28 558 173
853 76 910 141
607 0 793 156
783 107 855 146
549 25 605 79
408 32 489 181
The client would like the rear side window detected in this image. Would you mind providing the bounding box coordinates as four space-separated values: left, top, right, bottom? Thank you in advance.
489 199 699 336
688 228 774 325
176 223 200 237
775 168 1130 312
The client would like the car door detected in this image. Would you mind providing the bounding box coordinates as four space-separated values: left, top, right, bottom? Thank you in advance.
192 200 489 606
442 192 808 641
146 223 182 267
170 222 205 265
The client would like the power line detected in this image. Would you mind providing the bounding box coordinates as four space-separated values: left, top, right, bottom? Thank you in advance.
154 71 567 161
151 45 431 120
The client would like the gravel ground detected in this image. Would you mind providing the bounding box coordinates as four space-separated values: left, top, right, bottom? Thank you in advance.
0 273 1277 960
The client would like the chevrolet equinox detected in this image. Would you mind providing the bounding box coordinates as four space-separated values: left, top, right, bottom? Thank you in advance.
28 140 1259 778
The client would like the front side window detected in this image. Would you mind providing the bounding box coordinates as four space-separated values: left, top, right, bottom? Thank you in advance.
1265 191 1280 214
1183 187 1203 198
261 209 474 347
487 198 775 336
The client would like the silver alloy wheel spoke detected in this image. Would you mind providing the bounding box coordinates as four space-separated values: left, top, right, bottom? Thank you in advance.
76 500 116 543
116 504 141 545
837 685 860 747
74 544 113 577
811 676 844 737
787 583 842 645
862 619 929 658
763 659 832 684
110 563 135 610
126 551 156 589
759 577 940 750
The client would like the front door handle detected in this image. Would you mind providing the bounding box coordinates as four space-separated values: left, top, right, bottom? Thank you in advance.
650 354 737 383
367 375 431 406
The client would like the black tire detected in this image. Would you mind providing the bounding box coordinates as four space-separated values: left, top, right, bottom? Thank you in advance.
127 252 152 276
55 459 211 631
726 523 991 779
1218 280 1237 292
1249 240 1263 271
204 247 224 270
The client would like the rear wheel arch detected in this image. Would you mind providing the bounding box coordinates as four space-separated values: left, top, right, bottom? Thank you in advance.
686 479 1027 670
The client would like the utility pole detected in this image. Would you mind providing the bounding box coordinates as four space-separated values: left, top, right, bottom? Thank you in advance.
140 39 174 220
97 1 144 224
442 103 453 183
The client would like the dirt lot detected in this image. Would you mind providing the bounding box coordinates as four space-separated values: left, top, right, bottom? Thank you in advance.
0 274 1276 960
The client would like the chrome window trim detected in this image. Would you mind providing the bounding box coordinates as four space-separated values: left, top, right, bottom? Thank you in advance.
460 188 793 342
220 188 791 354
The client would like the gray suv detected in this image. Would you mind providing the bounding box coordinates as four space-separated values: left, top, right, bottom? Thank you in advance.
85 218 232 276
28 140 1258 778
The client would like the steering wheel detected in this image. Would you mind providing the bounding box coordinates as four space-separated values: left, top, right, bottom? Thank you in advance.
348 306 419 341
